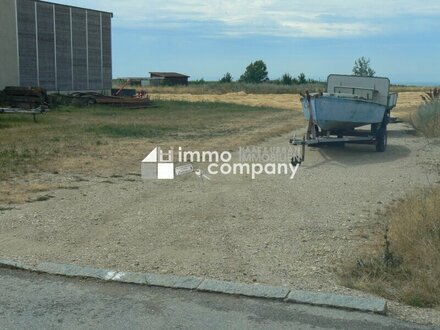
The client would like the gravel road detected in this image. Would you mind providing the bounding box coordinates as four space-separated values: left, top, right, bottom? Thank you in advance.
0 122 439 325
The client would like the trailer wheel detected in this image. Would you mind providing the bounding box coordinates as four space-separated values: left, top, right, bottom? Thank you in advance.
375 126 387 152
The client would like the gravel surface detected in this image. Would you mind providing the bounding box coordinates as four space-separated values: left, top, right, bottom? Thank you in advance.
0 122 439 325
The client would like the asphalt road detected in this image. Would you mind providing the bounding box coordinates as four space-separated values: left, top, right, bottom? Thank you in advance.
0 268 435 330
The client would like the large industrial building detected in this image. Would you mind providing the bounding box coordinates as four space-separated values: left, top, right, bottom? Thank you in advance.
0 0 113 93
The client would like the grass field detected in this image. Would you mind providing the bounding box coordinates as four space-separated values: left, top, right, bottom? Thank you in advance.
116 82 430 95
0 100 302 203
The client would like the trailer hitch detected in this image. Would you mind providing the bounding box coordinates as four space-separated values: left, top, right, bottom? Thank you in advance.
290 135 306 166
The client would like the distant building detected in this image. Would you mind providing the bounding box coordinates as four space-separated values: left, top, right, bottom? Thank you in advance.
0 0 113 93
148 72 190 86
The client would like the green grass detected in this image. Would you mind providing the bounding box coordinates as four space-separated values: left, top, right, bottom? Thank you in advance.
410 100 440 137
0 100 299 181
85 124 178 138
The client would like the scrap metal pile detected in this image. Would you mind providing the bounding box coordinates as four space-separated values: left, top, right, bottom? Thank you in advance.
0 86 49 121
63 92 152 108
0 86 152 121
1 86 49 109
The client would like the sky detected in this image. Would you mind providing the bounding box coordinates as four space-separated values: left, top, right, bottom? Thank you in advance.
50 0 440 84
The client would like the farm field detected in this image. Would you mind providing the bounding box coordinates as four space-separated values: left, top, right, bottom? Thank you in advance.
149 91 424 118
0 92 439 325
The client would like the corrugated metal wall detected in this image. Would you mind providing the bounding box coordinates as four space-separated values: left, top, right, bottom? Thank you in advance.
101 14 112 90
55 5 72 91
17 0 38 86
16 0 112 91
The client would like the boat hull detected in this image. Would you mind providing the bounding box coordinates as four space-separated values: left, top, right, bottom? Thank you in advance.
302 96 386 131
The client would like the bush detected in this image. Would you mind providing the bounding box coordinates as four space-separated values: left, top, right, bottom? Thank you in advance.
297 73 307 84
281 73 293 85
190 78 206 85
410 99 440 137
340 187 440 307
219 73 233 83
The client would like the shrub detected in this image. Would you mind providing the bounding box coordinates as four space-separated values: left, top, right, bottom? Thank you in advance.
191 78 206 85
297 73 307 84
410 99 440 137
281 73 293 85
219 73 233 83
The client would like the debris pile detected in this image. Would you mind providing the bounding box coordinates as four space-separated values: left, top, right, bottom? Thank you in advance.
0 87 49 121
1 86 49 109
51 92 152 109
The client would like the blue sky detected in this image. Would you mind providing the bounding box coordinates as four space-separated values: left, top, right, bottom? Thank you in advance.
51 0 440 84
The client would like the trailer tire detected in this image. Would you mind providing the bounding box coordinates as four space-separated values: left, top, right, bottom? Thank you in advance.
375 126 387 152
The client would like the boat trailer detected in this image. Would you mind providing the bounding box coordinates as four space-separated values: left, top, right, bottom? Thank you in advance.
289 75 398 166
290 129 383 166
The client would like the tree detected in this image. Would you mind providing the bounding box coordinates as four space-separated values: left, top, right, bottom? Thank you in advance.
352 57 375 77
281 73 293 85
297 72 307 84
219 72 233 83
239 60 268 83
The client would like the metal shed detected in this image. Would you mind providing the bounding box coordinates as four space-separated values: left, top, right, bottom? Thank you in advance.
0 0 113 93
149 72 190 86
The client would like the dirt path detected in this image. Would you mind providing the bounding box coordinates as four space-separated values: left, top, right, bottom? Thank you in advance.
0 122 439 324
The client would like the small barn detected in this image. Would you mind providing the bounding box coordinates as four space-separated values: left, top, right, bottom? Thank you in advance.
149 72 189 86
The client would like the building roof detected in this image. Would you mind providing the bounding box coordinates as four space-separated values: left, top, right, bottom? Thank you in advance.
149 72 190 78
33 0 113 16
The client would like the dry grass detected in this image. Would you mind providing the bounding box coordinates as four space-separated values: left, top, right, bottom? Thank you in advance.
409 100 440 137
116 82 429 95
122 82 326 95
340 187 440 307
150 92 304 111
0 100 302 204
391 92 425 120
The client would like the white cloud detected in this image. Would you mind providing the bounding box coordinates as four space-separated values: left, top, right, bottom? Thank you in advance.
48 0 440 38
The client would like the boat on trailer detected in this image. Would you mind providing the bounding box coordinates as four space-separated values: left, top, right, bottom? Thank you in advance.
291 74 398 164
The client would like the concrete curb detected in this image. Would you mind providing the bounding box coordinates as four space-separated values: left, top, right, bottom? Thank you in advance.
0 259 387 315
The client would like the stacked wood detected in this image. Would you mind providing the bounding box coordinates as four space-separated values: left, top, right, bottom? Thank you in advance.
3 86 49 109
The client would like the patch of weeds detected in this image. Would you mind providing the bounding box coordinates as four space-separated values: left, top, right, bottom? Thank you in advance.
340 187 440 307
